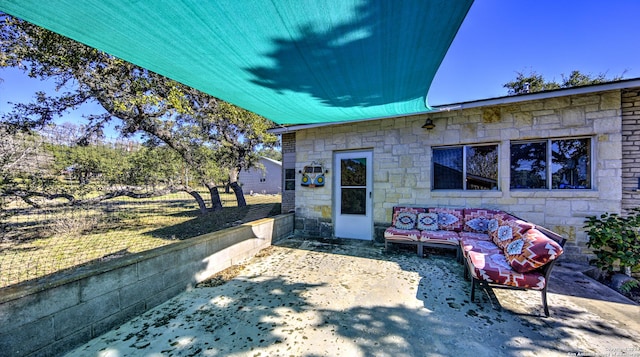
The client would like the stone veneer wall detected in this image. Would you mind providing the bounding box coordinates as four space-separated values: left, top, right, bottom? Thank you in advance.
622 89 640 211
292 89 627 262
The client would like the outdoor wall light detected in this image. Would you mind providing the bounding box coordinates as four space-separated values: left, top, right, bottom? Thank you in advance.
421 118 435 130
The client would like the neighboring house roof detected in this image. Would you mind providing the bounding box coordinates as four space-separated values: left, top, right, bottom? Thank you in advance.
269 77 640 134
259 156 282 167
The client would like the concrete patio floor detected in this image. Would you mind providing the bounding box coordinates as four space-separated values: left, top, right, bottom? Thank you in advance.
65 238 640 357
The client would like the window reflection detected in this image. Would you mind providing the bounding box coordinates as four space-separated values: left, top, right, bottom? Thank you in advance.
510 142 547 189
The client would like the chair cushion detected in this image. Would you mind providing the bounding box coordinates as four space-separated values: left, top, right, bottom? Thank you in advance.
466 251 546 290
459 236 501 259
420 230 460 245
394 211 417 230
429 207 464 232
505 228 564 273
384 227 421 242
458 231 491 241
416 212 439 231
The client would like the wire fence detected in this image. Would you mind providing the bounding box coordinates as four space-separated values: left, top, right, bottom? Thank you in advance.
0 127 281 289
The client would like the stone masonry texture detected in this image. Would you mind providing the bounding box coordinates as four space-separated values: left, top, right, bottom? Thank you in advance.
291 89 633 262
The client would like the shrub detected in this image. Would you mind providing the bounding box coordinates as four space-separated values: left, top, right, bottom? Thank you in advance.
584 208 640 276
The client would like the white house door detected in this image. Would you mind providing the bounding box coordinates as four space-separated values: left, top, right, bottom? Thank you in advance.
334 150 373 240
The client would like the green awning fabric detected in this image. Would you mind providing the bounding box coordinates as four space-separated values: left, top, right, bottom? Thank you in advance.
0 0 472 124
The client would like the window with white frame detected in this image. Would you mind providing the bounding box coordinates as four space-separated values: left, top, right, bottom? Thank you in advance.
432 144 499 190
510 137 591 190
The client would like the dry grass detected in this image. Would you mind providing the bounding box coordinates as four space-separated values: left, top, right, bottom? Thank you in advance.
0 192 282 288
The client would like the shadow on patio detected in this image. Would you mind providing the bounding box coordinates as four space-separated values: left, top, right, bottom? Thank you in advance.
65 238 640 357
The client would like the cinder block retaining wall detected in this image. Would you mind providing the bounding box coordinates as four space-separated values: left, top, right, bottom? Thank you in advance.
0 213 294 357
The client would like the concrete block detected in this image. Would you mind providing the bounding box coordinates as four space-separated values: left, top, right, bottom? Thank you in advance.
146 284 185 310
162 262 199 290
80 264 138 301
43 327 92 357
54 291 120 339
0 317 53 356
138 254 169 281
120 274 164 306
92 301 146 338
0 282 80 333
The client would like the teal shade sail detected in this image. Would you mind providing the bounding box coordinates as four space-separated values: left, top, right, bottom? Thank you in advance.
0 0 473 124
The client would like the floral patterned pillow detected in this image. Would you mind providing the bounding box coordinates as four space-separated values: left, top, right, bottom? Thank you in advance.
394 211 417 230
416 213 439 231
505 229 564 273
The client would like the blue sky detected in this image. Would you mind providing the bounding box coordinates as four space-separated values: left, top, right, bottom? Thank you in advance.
429 0 640 105
1 0 639 132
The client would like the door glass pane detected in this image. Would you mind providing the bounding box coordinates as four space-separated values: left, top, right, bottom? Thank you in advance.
433 147 463 189
340 157 367 215
510 142 547 189
341 188 366 215
551 138 591 189
466 145 498 190
341 158 366 186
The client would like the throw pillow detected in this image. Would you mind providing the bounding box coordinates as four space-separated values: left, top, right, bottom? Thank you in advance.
505 228 564 273
465 217 491 233
488 218 499 240
495 225 514 249
394 211 417 230
391 207 425 225
429 208 464 231
492 218 535 250
417 212 439 231
463 209 503 233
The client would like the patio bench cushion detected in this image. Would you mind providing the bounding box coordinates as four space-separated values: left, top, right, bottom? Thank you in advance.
459 236 501 257
378 205 568 316
458 231 491 241
384 227 421 242
420 230 460 246
466 250 546 290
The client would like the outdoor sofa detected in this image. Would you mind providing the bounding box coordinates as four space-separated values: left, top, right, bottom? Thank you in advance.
384 206 566 316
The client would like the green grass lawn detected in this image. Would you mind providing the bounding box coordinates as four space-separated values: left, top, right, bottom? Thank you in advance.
0 191 282 289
